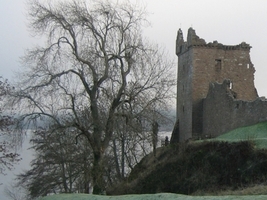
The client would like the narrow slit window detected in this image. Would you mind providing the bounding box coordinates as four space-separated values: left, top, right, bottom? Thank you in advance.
215 59 222 71
247 64 250 69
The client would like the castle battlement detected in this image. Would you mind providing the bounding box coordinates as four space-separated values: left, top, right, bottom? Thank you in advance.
176 28 251 56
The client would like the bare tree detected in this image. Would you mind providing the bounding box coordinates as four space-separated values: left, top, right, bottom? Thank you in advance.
109 104 173 182
16 127 93 198
0 77 21 176
4 183 27 200
9 0 175 194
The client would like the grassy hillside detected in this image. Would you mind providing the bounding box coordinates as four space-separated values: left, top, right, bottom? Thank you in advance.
108 141 267 195
212 121 267 149
105 122 267 195
41 122 267 199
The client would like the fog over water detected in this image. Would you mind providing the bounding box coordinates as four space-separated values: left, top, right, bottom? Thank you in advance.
0 133 33 200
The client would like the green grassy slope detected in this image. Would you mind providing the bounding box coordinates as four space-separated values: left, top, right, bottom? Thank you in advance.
40 193 267 200
211 122 267 149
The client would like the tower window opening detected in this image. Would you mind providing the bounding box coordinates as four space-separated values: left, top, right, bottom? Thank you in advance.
215 59 222 71
247 64 250 69
230 82 233 89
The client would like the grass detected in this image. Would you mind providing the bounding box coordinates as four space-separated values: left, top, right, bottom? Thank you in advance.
209 121 267 149
40 193 267 200
193 185 267 196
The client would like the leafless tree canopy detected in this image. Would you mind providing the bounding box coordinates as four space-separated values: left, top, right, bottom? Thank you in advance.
9 0 175 194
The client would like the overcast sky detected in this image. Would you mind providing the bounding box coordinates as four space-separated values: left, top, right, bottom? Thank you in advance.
1 0 267 198
1 0 267 96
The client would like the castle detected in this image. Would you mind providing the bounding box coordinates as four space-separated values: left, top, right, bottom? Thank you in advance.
173 28 267 142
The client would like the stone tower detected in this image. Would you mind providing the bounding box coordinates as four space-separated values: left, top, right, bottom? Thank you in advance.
175 28 258 142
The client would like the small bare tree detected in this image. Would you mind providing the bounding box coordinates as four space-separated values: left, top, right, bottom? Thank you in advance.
9 0 175 194
0 77 21 176
4 183 27 200
17 127 93 197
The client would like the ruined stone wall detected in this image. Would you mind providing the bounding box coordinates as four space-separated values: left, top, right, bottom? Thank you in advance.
192 44 258 102
203 80 267 137
191 44 258 136
176 28 259 141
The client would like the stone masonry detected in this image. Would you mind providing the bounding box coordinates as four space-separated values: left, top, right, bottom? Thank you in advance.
174 27 265 142
203 80 267 137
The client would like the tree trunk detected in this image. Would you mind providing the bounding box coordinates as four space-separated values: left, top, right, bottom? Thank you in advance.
112 139 122 180
121 133 125 178
61 161 69 193
152 121 159 157
92 151 104 194
84 156 90 194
